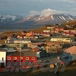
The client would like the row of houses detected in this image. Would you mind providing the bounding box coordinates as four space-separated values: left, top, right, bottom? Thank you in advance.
5 26 75 40
0 46 76 68
21 27 76 39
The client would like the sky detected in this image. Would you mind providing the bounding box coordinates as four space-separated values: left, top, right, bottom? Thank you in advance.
0 0 76 16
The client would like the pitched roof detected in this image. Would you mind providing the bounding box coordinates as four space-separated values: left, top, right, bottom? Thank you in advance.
64 46 76 54
7 51 36 56
0 49 6 52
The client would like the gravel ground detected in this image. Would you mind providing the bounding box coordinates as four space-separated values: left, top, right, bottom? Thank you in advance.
0 69 76 76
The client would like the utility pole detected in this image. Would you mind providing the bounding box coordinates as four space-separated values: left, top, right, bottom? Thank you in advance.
19 43 22 70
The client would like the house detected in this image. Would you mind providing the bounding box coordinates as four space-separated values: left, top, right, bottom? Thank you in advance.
45 43 62 53
17 35 24 39
13 39 31 44
43 30 50 33
0 50 6 67
46 26 54 30
70 30 76 34
64 46 76 55
63 30 76 36
50 38 72 43
36 50 48 58
26 32 34 37
5 39 31 44
64 46 76 61
7 51 37 62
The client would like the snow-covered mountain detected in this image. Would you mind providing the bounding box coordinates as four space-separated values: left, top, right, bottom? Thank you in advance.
21 14 76 25
0 15 22 24
0 14 76 30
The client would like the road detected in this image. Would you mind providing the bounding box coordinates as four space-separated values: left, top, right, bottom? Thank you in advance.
0 69 76 76
0 61 76 76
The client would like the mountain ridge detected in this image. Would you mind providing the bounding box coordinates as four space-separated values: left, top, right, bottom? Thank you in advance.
0 14 76 31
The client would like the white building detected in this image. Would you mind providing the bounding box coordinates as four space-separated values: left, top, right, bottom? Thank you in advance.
43 30 50 33
5 39 31 44
0 50 6 67
13 40 31 44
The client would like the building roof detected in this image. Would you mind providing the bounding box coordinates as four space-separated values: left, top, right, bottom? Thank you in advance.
7 51 36 56
0 49 6 52
64 46 76 54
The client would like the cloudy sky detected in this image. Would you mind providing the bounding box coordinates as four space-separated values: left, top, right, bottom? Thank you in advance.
0 0 76 16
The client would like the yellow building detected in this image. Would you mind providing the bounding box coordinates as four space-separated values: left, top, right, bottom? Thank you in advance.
43 30 50 33
50 38 72 43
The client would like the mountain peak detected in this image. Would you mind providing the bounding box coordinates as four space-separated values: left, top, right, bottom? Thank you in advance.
40 8 55 17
